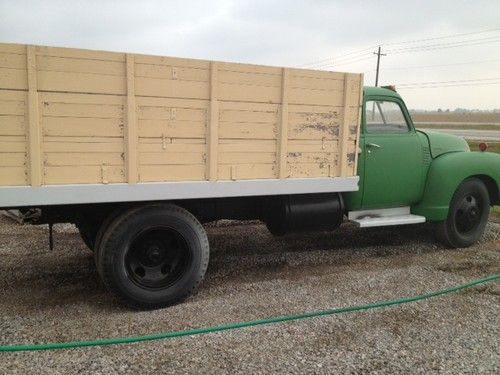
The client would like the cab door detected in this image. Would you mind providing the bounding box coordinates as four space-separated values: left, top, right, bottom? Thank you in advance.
360 97 424 209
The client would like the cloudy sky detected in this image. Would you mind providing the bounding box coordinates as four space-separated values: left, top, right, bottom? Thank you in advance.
1 0 499 110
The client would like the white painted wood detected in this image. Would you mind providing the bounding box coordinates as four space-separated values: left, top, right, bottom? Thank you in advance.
0 176 359 207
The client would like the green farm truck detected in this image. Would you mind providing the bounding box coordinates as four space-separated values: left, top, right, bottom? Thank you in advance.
1 44 499 309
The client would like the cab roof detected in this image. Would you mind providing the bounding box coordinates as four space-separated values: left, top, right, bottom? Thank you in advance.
363 86 402 99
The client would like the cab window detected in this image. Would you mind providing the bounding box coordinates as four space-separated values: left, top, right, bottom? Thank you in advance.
365 100 410 133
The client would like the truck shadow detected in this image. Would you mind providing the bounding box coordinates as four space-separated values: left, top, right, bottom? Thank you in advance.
0 219 497 312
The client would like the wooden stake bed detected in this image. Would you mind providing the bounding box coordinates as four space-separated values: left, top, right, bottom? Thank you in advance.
0 43 362 206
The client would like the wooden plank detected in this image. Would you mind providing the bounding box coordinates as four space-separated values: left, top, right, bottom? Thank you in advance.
139 164 205 182
135 77 209 99
40 92 124 105
135 64 209 82
219 101 278 112
44 165 125 184
44 152 124 166
219 83 281 103
0 166 26 186
138 120 206 138
0 100 25 115
287 152 336 165
207 61 219 181
0 140 26 152
42 117 123 137
139 152 205 165
288 162 331 178
138 141 205 153
38 70 126 95
0 67 27 90
44 141 124 153
219 152 275 164
288 139 339 153
219 122 276 140
289 75 344 91
134 54 209 69
27 45 42 186
218 163 275 180
41 102 124 118
278 68 289 178
218 70 281 87
36 45 124 62
219 139 276 153
218 62 281 76
126 54 138 183
0 115 25 135
0 153 26 166
136 96 209 110
0 44 27 54
37 55 125 76
289 87 344 106
138 107 206 121
219 109 278 124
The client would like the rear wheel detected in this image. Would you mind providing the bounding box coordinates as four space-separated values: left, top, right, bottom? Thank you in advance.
97 204 209 309
436 178 490 248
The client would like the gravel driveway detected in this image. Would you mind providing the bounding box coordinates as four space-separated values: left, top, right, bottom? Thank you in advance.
0 214 499 374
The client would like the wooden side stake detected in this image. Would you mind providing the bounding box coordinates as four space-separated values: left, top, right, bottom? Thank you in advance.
208 62 219 181
277 68 289 179
126 54 138 183
26 45 42 186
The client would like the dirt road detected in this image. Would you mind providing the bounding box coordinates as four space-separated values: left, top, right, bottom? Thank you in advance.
0 215 499 374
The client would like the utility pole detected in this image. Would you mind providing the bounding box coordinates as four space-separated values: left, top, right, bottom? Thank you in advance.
373 46 386 87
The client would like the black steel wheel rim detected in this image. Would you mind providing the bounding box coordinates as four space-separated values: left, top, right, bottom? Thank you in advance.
125 227 191 289
454 193 483 234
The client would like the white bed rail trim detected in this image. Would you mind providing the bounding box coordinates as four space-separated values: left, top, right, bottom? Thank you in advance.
0 177 359 207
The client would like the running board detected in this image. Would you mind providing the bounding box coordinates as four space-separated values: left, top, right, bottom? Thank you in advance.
348 207 426 228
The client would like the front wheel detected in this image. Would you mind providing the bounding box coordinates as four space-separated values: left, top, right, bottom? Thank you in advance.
97 204 209 309
436 178 490 248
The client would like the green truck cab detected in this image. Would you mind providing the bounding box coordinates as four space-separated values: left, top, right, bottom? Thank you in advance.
345 87 500 248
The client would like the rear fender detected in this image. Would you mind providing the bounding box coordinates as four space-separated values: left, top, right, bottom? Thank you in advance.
412 151 500 221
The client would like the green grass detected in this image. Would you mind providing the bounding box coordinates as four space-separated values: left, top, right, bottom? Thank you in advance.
417 123 500 131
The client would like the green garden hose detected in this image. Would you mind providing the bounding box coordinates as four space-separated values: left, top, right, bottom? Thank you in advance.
1 273 498 353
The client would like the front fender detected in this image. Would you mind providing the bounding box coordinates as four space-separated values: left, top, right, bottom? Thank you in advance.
412 151 500 221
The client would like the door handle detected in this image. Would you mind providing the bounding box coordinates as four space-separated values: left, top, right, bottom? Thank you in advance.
366 143 381 148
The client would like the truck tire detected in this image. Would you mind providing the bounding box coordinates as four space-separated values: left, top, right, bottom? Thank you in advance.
436 178 490 248
97 204 209 309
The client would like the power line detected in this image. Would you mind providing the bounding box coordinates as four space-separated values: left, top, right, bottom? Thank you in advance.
364 58 500 72
313 54 375 70
397 77 500 86
386 36 500 54
297 27 500 68
397 82 500 89
297 47 376 68
383 27 500 46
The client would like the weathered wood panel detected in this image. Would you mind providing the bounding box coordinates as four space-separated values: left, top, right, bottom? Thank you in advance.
0 43 362 186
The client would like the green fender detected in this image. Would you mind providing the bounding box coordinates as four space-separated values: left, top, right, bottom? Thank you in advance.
412 151 500 221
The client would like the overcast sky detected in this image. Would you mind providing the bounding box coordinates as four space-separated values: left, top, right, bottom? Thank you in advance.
1 0 499 110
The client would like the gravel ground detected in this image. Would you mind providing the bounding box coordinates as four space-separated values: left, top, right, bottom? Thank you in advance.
0 213 499 374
